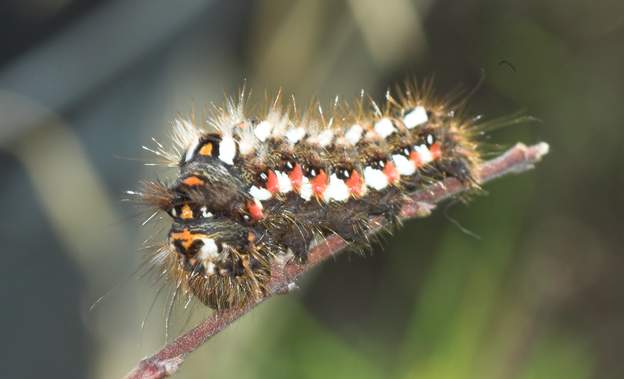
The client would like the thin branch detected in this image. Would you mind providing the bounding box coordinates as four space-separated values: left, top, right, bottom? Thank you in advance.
124 142 550 379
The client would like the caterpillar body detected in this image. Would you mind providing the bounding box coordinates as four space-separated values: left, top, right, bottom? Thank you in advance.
137 81 484 310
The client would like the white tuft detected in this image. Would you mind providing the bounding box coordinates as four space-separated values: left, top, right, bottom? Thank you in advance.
286 127 306 144
403 106 428 129
249 185 272 201
363 166 388 190
299 176 313 201
414 144 433 164
392 154 416 175
218 136 237 165
200 206 213 218
275 171 292 193
374 118 396 138
198 238 219 260
205 262 216 275
324 174 350 202
317 129 334 147
254 120 272 141
345 124 363 145
184 137 200 163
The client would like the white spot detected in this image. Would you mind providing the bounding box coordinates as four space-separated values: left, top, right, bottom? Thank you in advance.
275 171 292 193
363 166 388 190
170 208 178 217
324 174 350 202
414 144 433 164
218 137 237 165
249 185 272 201
317 130 334 147
374 118 396 138
286 127 306 144
392 154 416 176
254 120 272 141
345 124 363 145
205 262 216 275
199 206 213 218
184 137 200 162
299 176 313 201
403 106 428 129
197 238 219 260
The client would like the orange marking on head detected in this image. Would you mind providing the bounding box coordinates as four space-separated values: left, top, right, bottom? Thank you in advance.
246 200 264 221
430 143 442 160
183 176 205 186
311 170 328 196
288 164 303 191
170 229 196 250
346 170 363 197
180 204 194 219
198 143 213 156
383 161 399 183
266 170 279 193
409 151 422 168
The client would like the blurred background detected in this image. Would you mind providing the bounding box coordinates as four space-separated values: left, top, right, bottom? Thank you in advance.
1 0 622 378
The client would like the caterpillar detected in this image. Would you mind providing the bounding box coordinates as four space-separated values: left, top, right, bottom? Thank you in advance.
135 81 485 310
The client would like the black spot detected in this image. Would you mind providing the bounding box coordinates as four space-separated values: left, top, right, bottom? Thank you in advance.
283 159 295 172
303 164 320 177
258 171 269 184
335 166 351 180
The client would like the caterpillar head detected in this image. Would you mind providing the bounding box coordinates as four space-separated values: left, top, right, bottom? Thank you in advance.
166 217 273 309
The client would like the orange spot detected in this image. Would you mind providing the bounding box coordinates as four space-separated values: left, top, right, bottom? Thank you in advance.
409 151 422 168
346 170 363 197
170 229 194 249
311 170 328 196
266 170 279 193
246 200 264 220
383 161 399 184
198 143 213 156
430 143 442 159
288 164 303 191
180 204 194 219
183 176 204 186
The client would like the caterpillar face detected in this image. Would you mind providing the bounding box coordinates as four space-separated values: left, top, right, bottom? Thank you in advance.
166 216 273 309
138 81 485 309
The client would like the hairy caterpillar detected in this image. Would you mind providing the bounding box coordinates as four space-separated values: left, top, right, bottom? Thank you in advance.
135 81 487 310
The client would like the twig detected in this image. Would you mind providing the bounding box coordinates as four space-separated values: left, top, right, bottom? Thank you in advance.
124 142 550 379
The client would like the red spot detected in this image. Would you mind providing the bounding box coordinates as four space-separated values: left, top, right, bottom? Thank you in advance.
346 170 363 197
288 164 303 191
311 170 328 196
430 143 442 160
246 200 264 220
383 161 399 184
266 170 279 193
409 151 422 168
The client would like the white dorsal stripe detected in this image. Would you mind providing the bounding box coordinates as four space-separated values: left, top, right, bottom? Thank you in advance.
403 106 428 129
254 120 272 141
363 166 388 190
299 176 313 201
414 144 433 164
374 118 396 138
324 173 350 202
275 171 292 193
184 137 200 162
218 137 237 165
392 154 416 175
345 124 363 145
249 185 272 201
